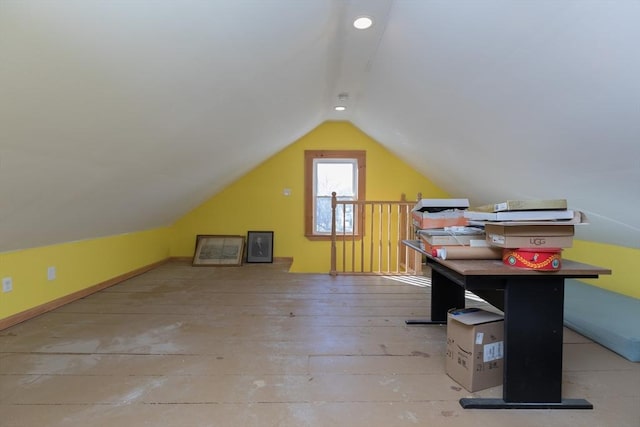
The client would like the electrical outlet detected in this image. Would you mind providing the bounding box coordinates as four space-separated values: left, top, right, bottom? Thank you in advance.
47 266 56 281
2 277 13 293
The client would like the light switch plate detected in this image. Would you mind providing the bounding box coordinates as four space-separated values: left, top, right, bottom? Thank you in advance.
2 277 13 293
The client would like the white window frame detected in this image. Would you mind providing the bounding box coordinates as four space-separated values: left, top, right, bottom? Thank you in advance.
312 158 358 235
304 150 366 240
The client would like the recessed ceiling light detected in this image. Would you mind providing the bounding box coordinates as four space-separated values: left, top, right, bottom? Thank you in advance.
334 106 347 111
353 16 373 30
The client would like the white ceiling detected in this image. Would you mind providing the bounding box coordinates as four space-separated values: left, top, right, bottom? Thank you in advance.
1 0 639 253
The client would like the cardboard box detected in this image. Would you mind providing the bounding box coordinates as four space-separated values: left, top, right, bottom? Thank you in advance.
464 209 575 222
488 234 573 248
446 308 504 392
413 198 469 211
485 224 574 248
411 199 470 229
417 230 486 246
485 224 575 236
492 199 567 212
411 210 468 229
472 199 568 212
482 210 588 226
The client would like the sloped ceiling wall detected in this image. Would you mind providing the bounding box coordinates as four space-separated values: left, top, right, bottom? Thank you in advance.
1 0 638 253
354 0 640 248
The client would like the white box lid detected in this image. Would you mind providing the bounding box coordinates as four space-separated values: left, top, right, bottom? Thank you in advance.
448 308 503 325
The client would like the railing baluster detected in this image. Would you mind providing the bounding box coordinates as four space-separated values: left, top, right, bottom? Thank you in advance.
342 202 347 273
377 204 381 273
359 202 365 273
395 203 400 274
350 201 355 273
330 192 337 276
369 203 374 273
385 204 389 272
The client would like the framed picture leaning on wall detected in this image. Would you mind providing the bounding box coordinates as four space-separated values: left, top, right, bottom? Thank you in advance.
192 235 245 266
246 231 274 263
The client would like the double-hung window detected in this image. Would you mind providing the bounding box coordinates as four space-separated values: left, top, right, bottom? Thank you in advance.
304 150 366 240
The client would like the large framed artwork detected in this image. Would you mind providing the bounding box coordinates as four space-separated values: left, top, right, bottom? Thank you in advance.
246 231 274 263
192 235 245 266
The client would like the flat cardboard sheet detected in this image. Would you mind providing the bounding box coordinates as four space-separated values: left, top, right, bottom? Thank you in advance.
448 308 503 325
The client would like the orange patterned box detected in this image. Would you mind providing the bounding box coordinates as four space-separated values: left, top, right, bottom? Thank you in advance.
502 248 562 270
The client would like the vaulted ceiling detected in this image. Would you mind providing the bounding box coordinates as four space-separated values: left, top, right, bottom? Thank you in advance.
1 0 639 253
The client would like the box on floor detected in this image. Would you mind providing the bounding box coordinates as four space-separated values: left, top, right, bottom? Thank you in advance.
445 308 504 392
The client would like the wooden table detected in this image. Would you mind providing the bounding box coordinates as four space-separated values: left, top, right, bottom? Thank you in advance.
402 240 611 409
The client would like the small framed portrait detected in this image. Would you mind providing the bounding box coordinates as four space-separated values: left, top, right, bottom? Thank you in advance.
246 231 274 263
192 235 245 266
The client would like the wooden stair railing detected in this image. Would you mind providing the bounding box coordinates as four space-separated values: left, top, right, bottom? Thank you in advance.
330 192 423 276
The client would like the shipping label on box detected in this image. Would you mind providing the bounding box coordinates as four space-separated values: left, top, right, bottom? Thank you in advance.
483 341 504 362
445 308 504 392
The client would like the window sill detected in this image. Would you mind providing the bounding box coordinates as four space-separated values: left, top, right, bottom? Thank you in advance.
305 234 362 242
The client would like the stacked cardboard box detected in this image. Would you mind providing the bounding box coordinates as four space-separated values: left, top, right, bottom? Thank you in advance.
485 224 574 249
416 227 504 260
411 199 508 260
464 199 587 269
417 227 486 250
446 308 504 392
411 198 469 230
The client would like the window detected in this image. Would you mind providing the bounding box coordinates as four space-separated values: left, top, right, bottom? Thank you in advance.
304 150 366 240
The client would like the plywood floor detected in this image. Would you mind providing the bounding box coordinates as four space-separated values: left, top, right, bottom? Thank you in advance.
1 260 638 426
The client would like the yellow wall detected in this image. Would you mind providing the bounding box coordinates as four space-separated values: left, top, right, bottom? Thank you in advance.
0 227 171 320
564 241 639 299
170 121 450 272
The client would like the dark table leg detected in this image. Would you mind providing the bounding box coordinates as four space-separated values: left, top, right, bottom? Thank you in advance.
460 277 593 410
406 267 465 325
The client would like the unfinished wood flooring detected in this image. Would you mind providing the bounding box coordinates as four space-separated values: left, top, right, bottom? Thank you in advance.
1 260 639 426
